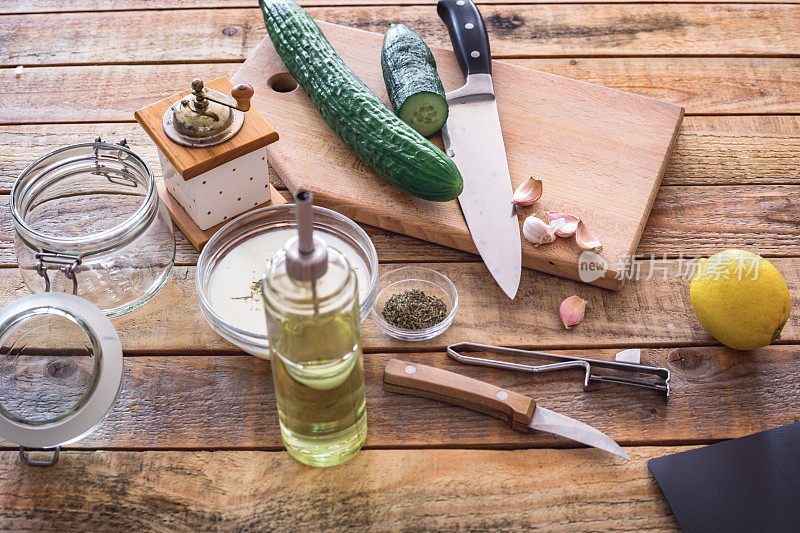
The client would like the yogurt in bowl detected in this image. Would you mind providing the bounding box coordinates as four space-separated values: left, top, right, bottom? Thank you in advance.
196 205 378 358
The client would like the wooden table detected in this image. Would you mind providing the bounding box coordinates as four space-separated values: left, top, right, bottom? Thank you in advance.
1 1 798 530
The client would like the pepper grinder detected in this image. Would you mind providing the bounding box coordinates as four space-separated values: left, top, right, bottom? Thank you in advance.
135 76 284 250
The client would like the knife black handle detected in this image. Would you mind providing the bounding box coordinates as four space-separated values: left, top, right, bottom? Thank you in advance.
437 0 492 78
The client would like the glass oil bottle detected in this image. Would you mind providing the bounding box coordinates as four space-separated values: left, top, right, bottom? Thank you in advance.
261 190 367 467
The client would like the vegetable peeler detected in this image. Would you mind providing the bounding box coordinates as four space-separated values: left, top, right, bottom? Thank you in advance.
447 342 671 397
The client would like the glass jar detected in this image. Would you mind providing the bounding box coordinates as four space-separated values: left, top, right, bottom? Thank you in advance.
262 240 367 467
11 141 175 317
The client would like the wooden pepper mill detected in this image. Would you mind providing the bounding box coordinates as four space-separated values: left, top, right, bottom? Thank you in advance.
135 76 284 250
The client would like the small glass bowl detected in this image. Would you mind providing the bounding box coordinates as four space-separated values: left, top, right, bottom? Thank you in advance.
196 204 378 359
371 266 458 341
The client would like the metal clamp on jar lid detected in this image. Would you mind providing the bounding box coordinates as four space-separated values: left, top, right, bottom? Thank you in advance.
163 78 255 147
0 293 123 466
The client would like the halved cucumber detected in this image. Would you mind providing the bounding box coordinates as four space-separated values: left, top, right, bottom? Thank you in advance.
381 24 449 137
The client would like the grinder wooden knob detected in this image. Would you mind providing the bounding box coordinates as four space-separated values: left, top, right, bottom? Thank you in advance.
231 84 254 112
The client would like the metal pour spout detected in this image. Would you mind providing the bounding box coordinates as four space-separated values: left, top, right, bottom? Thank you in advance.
285 190 328 286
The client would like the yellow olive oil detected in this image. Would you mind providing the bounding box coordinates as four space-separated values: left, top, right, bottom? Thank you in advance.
269 312 367 467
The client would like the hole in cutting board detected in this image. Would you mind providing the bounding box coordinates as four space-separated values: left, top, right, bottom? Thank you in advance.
268 73 298 93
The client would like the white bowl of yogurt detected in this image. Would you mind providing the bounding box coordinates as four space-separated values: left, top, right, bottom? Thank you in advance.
195 204 378 358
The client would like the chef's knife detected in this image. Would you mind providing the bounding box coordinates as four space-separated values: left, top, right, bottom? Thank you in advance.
384 359 630 460
438 0 521 299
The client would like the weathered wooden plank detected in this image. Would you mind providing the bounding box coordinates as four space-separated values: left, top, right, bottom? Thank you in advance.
0 347 796 449
0 64 232 124
639 185 800 255
0 181 797 268
664 116 800 186
509 57 800 115
3 5 800 67
0 195 471 266
7 0 797 13
1 122 798 268
4 117 800 192
0 260 797 352
0 447 679 531
4 0 447 14
4 58 799 124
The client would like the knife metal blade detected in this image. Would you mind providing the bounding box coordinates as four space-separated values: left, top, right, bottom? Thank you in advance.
438 0 521 299
443 82 521 299
531 406 630 460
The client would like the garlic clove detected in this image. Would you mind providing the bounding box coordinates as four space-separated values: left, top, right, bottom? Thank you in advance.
522 215 557 246
546 211 579 237
559 295 587 329
549 217 566 232
576 220 603 253
512 177 543 206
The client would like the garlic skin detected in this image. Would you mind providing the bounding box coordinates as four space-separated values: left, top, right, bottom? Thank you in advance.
559 295 587 329
576 220 603 253
512 177 543 206
546 211 579 237
522 215 557 246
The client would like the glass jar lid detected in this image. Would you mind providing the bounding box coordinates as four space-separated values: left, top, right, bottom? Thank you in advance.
0 292 123 458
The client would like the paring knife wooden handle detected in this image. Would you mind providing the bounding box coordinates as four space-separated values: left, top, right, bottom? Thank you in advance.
383 359 536 432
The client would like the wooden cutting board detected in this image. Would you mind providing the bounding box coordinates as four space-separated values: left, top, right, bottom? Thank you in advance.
232 21 683 291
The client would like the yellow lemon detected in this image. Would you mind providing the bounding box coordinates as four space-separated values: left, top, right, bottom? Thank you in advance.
690 249 791 350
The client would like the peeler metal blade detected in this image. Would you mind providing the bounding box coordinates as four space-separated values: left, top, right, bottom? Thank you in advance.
446 342 671 397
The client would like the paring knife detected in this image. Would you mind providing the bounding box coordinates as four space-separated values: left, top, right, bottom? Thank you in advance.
438 0 521 299
384 359 630 460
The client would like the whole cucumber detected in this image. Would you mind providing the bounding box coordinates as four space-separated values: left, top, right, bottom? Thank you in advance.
259 0 462 202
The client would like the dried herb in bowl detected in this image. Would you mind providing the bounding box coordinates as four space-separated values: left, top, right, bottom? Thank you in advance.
381 289 447 330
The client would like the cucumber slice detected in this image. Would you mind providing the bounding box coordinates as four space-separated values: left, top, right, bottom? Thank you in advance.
381 24 449 137
398 92 450 138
